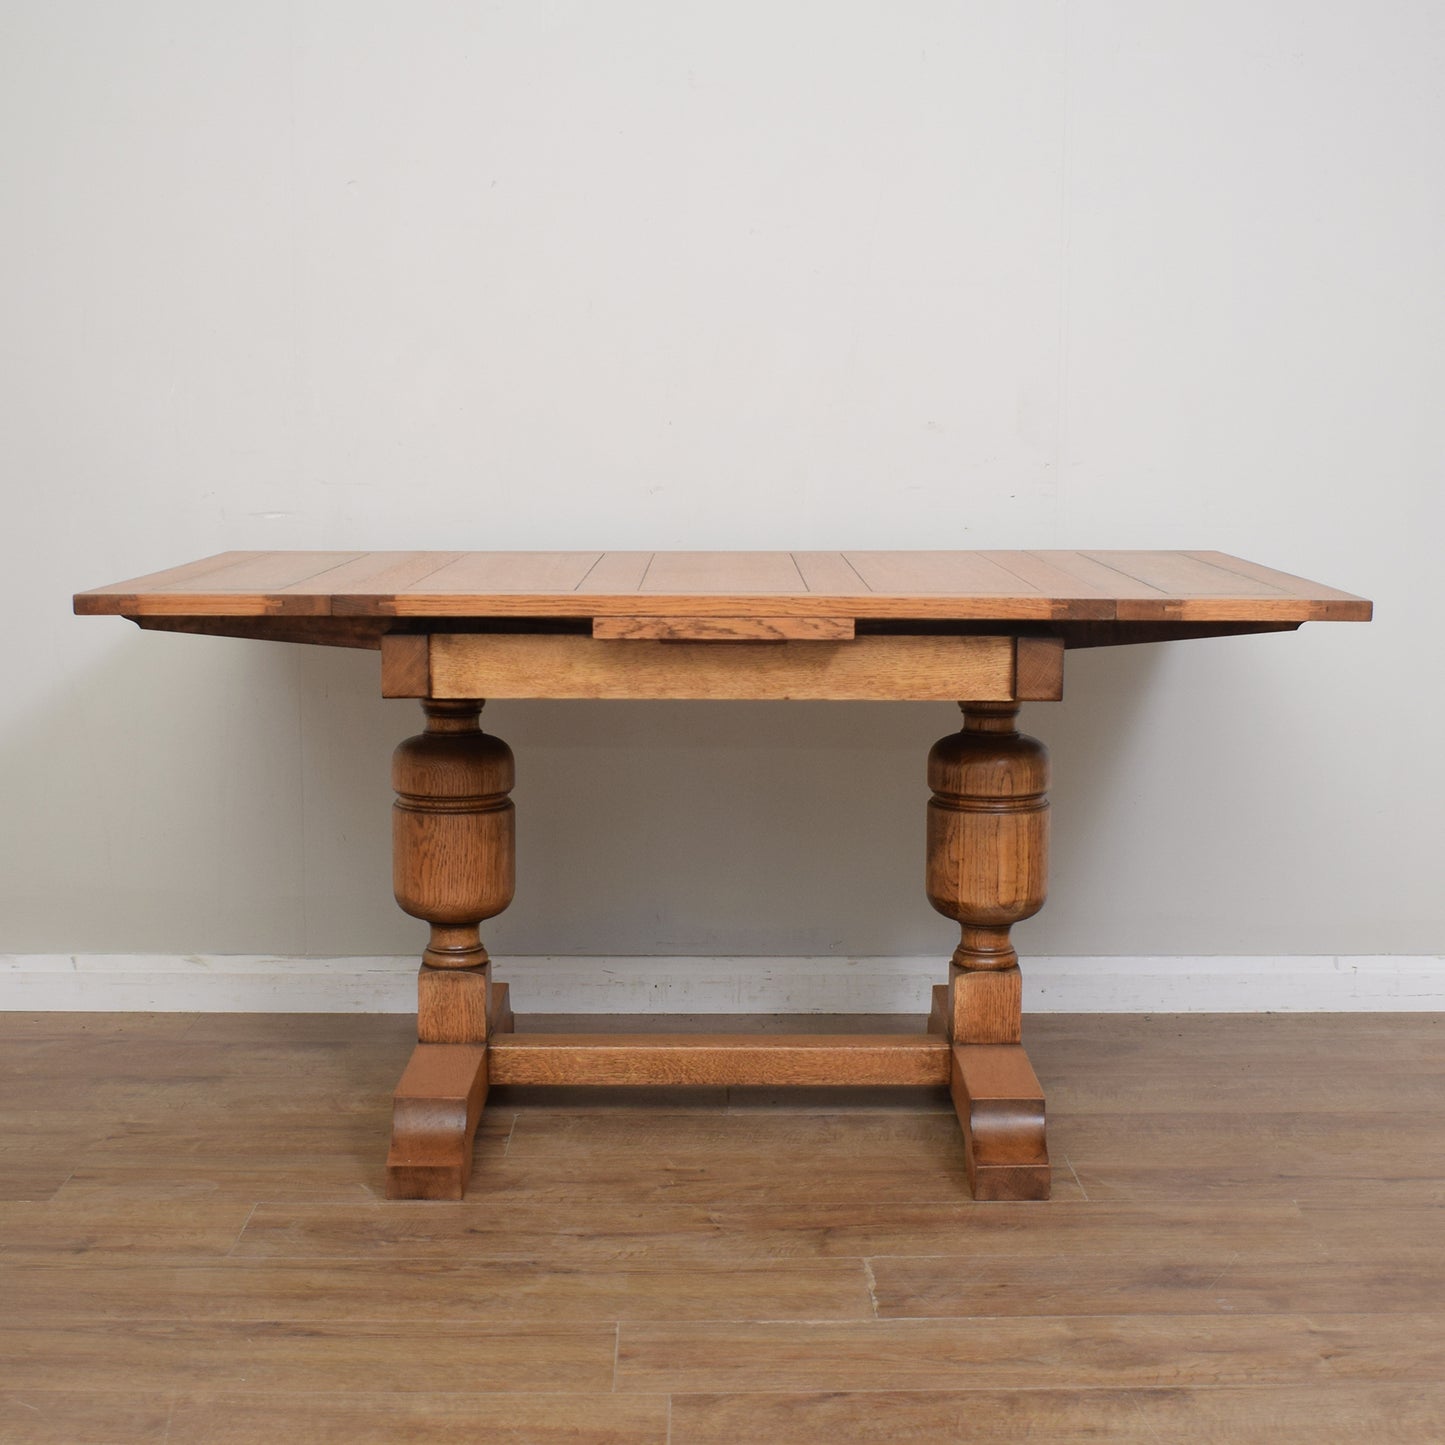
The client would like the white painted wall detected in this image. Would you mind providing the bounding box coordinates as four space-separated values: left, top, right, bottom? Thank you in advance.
2 3 1440 987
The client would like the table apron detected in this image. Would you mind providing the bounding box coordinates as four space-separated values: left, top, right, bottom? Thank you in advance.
381 632 1064 702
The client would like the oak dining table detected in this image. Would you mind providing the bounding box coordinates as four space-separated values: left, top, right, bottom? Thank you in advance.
74 549 1371 1202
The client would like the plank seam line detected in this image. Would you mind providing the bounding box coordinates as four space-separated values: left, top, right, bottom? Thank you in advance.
1181 550 1344 599
1081 550 1289 598
839 553 875 592
1064 551 1172 597
401 551 472 595
263 551 372 608
572 553 605 592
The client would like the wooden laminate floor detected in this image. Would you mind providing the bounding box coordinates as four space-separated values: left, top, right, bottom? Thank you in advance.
0 1010 1442 1443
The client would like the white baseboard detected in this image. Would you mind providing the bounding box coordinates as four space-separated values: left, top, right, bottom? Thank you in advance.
1 953 1441 1013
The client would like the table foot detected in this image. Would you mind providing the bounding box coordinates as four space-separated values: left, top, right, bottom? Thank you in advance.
950 1041 1051 1201
384 1043 489 1200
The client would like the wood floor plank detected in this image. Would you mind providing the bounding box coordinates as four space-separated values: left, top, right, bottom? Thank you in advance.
1057 1110 1445 1174
0 1075 402 1116
668 1384 1445 1444
1032 1011 1445 1056
0 1256 874 1324
617 1314 1445 1392
0 1011 202 1041
0 1200 255 1257
0 1037 410 1082
176 1013 416 1044
0 1322 617 1394
1301 1205 1445 1259
0 1391 174 1444
233 1199 1310 1264
47 1164 390 1206
869 1251 1445 1317
60 1113 508 1162
1069 1168 1445 1206
1045 1068 1445 1114
44 1123 511 1204
164 1392 670 1445
0 1154 77 1203
1035 1018 1445 1116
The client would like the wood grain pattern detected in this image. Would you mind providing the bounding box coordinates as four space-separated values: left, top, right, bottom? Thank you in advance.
1182 550 1376 603
0 1392 176 1443
590 615 856 641
166 1392 670 1444
76 551 368 617
109 551 367 594
424 633 1024 701
1024 549 1178 598
948 966 1023 1044
2 1320 618 1394
417 964 492 1046
487 1034 951 1087
843 550 1066 600
573 552 655 594
487 1111 988 1206
790 551 870 594
0 1257 874 1326
390 551 605 595
866 1248 1445 1318
984 549 1131 603
137 615 392 649
638 551 807 594
0 1200 258 1257
617 1313 1445 1392
380 633 430 695
228 1197 1319 1265
1087 550 1291 598
928 703 1050 978
274 551 465 595
1014 636 1067 700
667 1386 1445 1444
74 549 1373 626
391 701 514 970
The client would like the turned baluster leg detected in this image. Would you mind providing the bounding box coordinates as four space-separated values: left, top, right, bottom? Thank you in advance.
928 701 1051 1201
385 699 515 1200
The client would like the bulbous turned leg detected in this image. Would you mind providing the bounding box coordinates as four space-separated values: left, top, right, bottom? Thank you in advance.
386 699 515 1200
928 702 1051 1201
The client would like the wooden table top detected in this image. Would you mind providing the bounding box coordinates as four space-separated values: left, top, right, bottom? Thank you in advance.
76 550 1369 624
